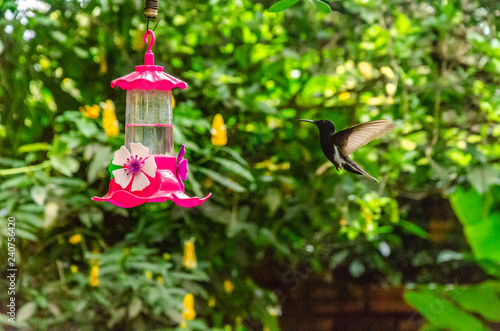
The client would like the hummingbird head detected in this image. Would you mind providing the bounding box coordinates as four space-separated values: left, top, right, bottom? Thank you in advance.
298 119 336 133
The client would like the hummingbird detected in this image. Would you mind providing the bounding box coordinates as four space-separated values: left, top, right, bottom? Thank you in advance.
298 119 395 182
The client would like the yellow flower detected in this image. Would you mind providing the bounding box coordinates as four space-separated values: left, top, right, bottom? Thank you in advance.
156 276 164 285
211 114 227 146
358 61 373 80
401 138 417 151
163 252 171 261
254 159 290 171
40 58 50 70
361 206 373 224
183 239 197 269
80 105 100 118
366 95 386 106
102 99 119 137
345 79 356 90
338 92 350 101
380 66 395 79
182 293 196 320
145 271 153 279
208 296 216 307
385 83 397 97
224 280 234 293
89 265 99 287
70 265 79 274
91 248 99 266
69 234 81 245
103 99 115 112
267 306 281 316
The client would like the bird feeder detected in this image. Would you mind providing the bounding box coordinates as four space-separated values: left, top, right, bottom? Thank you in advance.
92 30 211 208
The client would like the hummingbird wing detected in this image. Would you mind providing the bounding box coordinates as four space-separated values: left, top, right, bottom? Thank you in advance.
332 120 395 155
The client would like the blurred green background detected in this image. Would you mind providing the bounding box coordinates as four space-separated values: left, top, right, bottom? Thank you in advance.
1 0 500 330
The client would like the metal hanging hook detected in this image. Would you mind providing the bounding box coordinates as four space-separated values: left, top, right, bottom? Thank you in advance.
153 17 161 32
146 17 161 34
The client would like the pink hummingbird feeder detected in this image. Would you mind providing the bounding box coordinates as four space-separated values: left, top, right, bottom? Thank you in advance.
92 30 211 208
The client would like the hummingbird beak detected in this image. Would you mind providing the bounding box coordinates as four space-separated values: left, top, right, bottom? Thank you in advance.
298 119 315 124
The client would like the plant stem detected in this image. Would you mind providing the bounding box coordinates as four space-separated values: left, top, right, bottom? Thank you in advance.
0 161 52 176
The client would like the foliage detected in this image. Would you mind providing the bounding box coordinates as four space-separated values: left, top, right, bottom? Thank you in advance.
0 0 499 329
405 185 500 330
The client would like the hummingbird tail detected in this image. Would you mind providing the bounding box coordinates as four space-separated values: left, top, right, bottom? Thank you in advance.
343 158 380 183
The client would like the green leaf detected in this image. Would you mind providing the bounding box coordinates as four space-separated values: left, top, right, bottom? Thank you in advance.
450 187 500 276
201 202 232 224
268 0 300 12
220 146 249 166
79 209 103 228
74 46 89 59
0 157 25 168
86 145 112 183
50 155 79 176
31 186 47 206
187 170 204 198
330 250 349 268
47 177 86 188
212 157 255 183
51 30 67 43
436 250 463 263
464 213 500 263
0 175 30 190
449 187 482 226
349 260 365 277
404 290 486 331
265 188 281 215
395 13 411 34
447 281 500 322
15 211 44 229
0 314 17 327
92 291 111 306
107 307 126 329
15 228 38 241
467 165 500 194
128 297 143 319
300 75 340 105
169 271 210 282
195 167 246 192
399 220 429 238
312 0 331 13
16 302 38 325
76 118 98 138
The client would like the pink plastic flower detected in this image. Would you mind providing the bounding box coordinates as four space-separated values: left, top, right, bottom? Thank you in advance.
112 143 157 191
176 144 188 191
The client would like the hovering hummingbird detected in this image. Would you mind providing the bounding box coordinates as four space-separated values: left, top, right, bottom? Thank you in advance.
298 119 395 182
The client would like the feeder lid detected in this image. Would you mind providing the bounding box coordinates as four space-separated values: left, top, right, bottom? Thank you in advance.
111 30 187 91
